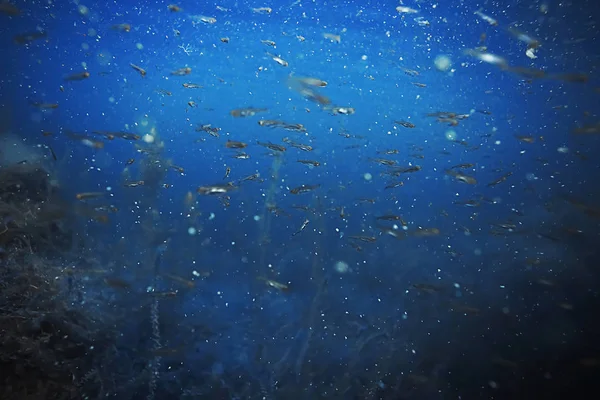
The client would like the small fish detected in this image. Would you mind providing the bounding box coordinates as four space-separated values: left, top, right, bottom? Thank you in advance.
385 181 404 189
230 107 268 117
446 170 477 184
64 71 90 81
171 67 192 76
266 52 288 67
348 235 377 243
251 7 272 14
260 278 289 292
163 273 195 288
170 165 185 174
297 159 320 167
14 31 47 45
261 39 276 47
394 120 415 128
487 172 513 187
449 163 475 169
130 63 147 77
412 283 443 294
195 15 216 24
46 145 57 161
474 8 498 26
30 102 58 109
183 83 203 88
197 182 237 195
111 23 131 32
76 192 105 200
220 37 229 43
370 158 397 166
257 141 286 152
167 4 181 12
292 218 310 236
223 166 231 179
124 180 145 187
282 138 312 151
104 277 131 289
0 2 20 16
225 140 247 149
290 184 320 194
376 215 407 225
411 227 441 237
323 33 341 43
331 107 355 115
231 152 250 159
514 134 535 143
396 6 419 14
292 75 328 87
240 172 261 182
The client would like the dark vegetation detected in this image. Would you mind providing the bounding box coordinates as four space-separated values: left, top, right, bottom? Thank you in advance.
0 160 599 400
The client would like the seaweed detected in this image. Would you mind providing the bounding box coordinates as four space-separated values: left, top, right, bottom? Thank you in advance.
0 162 118 400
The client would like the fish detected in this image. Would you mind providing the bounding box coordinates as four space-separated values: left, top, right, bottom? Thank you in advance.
487 172 513 187
231 152 250 159
259 278 289 292
348 235 377 243
412 283 444 294
261 39 276 47
197 182 237 195
474 8 498 26
290 75 327 87
396 6 419 14
289 184 320 194
251 7 272 14
64 71 90 81
230 107 268 117
266 52 288 67
0 2 20 16
182 83 203 88
14 31 47 45
171 67 192 76
323 33 341 43
76 192 105 200
297 160 320 167
330 107 355 115
257 141 286 152
130 63 147 77
193 15 216 24
46 145 57 161
394 120 415 128
111 23 131 32
282 138 312 151
225 140 247 149
292 218 310 236
30 102 59 109
124 180 145 187
446 170 477 184
514 134 535 143
163 273 195 288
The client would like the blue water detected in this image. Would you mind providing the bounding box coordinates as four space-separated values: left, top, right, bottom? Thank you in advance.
2 0 600 399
